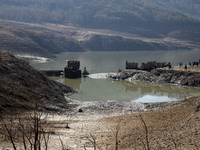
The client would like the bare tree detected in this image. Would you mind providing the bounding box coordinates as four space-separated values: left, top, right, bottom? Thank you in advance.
18 118 27 150
1 118 17 150
85 133 102 150
139 114 150 150
0 101 51 150
114 122 120 150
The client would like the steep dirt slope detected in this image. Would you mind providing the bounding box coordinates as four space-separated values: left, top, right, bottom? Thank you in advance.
0 51 75 113
0 25 86 57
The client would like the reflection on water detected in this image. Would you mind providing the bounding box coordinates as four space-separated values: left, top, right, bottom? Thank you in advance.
51 76 200 102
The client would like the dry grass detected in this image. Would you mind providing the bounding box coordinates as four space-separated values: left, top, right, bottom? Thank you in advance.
99 96 200 149
173 65 200 72
160 65 200 73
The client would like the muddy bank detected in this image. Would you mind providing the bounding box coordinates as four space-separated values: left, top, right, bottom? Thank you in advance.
65 97 185 119
65 67 200 116
107 68 200 87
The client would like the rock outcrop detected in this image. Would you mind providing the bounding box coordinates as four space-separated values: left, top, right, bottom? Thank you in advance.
107 69 200 87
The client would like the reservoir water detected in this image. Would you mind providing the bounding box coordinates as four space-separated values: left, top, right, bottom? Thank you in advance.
30 50 200 102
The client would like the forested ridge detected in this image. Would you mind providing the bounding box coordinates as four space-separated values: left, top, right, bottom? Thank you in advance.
153 0 200 19
0 0 199 33
0 0 200 55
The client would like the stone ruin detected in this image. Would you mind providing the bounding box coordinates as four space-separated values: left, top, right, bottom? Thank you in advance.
126 61 167 71
126 61 138 69
64 60 81 78
140 61 166 70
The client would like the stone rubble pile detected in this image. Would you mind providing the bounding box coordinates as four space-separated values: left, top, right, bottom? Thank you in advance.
107 69 200 87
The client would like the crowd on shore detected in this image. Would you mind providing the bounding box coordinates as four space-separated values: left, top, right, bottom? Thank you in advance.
179 61 199 67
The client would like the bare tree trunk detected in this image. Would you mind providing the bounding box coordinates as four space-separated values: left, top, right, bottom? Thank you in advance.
115 122 120 150
1 119 17 150
139 114 150 150
18 118 27 150
42 128 50 150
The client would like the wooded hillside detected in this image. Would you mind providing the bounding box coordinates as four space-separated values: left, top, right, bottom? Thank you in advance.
153 0 200 19
0 0 199 55
0 0 199 35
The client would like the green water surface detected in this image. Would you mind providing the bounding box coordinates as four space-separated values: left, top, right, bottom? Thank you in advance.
30 51 200 102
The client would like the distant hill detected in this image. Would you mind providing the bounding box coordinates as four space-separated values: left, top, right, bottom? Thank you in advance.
0 51 75 113
0 0 200 55
0 23 195 57
152 0 200 19
82 34 185 51
0 0 199 37
0 25 86 57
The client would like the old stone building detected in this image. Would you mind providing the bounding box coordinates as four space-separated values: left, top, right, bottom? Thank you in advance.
64 60 81 78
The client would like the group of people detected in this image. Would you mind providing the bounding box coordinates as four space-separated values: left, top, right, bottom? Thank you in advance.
179 61 199 70
179 61 199 67
189 61 199 67
154 61 199 70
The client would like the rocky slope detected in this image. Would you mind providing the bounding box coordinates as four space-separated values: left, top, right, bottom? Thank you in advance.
0 21 198 58
107 68 200 87
0 51 75 113
0 25 86 57
82 34 175 51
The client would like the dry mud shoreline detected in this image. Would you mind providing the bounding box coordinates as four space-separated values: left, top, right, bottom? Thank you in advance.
66 67 196 117
67 66 200 117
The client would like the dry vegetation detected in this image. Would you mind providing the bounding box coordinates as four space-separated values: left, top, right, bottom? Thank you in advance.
173 65 200 72
101 96 200 149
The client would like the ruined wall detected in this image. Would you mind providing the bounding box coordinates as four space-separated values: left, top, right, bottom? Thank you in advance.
157 62 166 68
140 63 151 70
126 61 138 69
64 68 81 78
140 61 166 70
66 60 80 70
64 60 81 78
